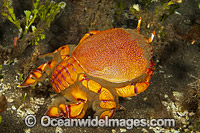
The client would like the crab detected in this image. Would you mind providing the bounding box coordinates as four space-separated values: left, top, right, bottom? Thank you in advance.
18 17 155 119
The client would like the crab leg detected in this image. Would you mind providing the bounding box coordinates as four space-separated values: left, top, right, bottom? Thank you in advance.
115 67 154 97
136 17 155 44
18 45 70 88
137 17 142 33
17 62 51 87
79 30 100 44
46 84 88 118
39 45 70 60
147 30 156 44
50 57 84 93
115 82 150 97
78 74 116 118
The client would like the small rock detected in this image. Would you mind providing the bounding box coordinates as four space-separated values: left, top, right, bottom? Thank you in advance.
55 126 63 133
11 105 16 110
7 98 14 102
164 94 168 98
132 4 140 12
112 129 116 133
120 128 127 132
143 97 147 101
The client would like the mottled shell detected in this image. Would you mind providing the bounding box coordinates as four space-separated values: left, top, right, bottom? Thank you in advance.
72 28 152 83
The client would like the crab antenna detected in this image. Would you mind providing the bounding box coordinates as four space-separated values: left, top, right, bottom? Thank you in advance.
148 30 156 43
137 17 142 33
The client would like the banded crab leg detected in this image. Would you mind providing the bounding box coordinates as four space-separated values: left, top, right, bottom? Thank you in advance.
78 74 117 118
17 45 70 88
46 84 88 118
115 61 154 98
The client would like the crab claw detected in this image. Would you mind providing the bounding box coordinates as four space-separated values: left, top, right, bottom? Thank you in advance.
45 106 64 118
17 74 37 88
46 102 86 118
17 63 48 88
99 109 115 119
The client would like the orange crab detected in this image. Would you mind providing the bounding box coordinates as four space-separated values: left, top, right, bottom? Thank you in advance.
18 17 155 118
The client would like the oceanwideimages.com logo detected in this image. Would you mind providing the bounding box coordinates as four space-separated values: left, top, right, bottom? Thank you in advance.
25 115 175 129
